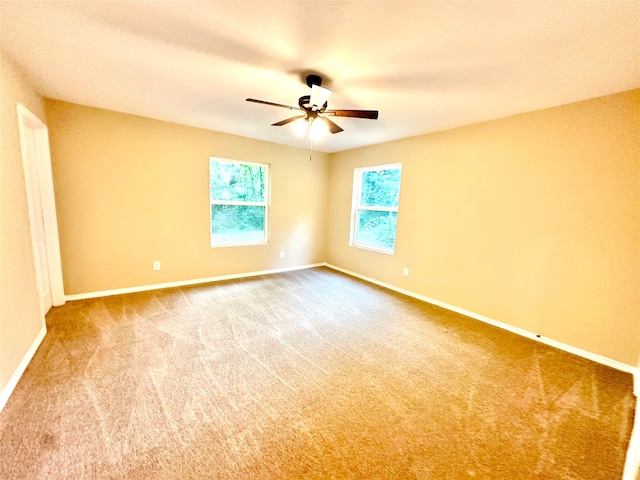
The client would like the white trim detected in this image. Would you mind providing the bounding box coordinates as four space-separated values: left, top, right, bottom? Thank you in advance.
63 260 637 375
209 157 270 248
349 163 402 254
350 243 395 256
623 394 640 480
0 326 46 413
65 263 325 301
325 263 637 374
16 104 65 307
359 205 398 213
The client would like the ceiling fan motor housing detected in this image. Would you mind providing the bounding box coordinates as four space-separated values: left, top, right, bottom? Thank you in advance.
306 74 322 88
299 95 327 111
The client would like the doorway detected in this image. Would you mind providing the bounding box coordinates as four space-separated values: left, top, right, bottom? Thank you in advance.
17 104 65 317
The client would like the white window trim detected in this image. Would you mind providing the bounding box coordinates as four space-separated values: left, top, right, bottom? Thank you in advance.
350 163 402 255
209 157 270 248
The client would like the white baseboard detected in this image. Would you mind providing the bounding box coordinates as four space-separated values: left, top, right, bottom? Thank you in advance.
0 325 46 413
64 261 637 376
623 395 640 480
325 263 637 375
65 263 326 301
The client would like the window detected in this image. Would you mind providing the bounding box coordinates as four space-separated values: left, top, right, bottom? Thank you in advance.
350 163 402 254
209 157 269 247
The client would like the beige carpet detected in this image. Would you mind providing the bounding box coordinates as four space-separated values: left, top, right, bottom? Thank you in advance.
0 267 635 478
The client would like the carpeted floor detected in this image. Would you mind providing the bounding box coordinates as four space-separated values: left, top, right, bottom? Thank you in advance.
0 267 635 479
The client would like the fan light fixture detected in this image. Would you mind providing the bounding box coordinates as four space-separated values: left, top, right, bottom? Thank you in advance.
292 116 329 139
309 84 332 110
245 74 379 158
246 74 378 139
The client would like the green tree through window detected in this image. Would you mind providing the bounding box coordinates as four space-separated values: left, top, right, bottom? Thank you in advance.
209 158 269 246
351 164 402 253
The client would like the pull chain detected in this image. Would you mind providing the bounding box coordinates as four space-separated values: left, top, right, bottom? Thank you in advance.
305 121 313 161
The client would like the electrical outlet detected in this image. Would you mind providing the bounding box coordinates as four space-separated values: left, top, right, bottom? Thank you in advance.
280 251 285 258
153 261 161 271
403 267 409 276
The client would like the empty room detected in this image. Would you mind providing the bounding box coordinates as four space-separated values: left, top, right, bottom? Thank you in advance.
1 2 639 479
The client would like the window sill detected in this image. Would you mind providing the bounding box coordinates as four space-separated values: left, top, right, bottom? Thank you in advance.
211 241 268 248
350 243 395 255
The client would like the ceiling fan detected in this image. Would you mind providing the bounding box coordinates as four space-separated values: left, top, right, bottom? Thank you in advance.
246 74 378 136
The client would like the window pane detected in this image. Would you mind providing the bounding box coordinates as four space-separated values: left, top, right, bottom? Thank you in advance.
210 160 265 202
360 168 401 207
355 210 398 250
211 205 265 244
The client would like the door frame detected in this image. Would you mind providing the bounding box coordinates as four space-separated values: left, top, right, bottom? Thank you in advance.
17 103 65 311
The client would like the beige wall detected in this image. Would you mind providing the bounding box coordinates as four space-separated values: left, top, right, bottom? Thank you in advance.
45 100 329 295
327 89 640 366
12 86 639 369
0 51 47 393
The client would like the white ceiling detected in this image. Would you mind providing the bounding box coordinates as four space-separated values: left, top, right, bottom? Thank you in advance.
1 1 639 153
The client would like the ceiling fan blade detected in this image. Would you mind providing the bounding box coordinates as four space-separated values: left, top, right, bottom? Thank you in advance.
324 109 379 119
246 98 298 110
271 115 305 127
318 115 344 134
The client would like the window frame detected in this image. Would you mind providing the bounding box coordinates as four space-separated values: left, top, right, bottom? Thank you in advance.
350 163 402 255
209 156 270 248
